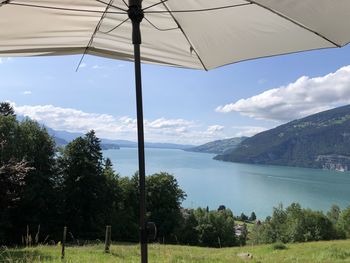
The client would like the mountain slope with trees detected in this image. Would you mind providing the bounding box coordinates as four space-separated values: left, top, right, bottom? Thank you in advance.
185 137 246 154
215 105 350 171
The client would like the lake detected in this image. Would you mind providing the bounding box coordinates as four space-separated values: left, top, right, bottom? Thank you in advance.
103 148 350 219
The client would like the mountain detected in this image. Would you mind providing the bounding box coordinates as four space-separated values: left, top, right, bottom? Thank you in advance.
100 143 120 150
145 142 194 150
101 139 193 150
45 126 194 150
215 105 350 171
18 115 195 149
185 137 247 154
45 126 83 142
53 136 68 146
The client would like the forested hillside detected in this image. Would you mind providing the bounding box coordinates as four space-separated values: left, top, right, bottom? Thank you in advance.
215 105 350 171
185 137 246 154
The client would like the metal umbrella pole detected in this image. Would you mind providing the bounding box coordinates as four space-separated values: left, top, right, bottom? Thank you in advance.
128 1 148 263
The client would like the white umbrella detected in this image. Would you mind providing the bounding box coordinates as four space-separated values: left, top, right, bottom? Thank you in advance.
1 1 349 262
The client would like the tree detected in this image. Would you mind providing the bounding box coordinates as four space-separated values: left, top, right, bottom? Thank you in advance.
327 204 341 225
193 208 236 247
250 203 336 244
0 160 32 243
176 209 199 245
0 113 58 244
337 207 350 238
15 120 58 229
0 112 19 163
102 158 125 240
61 130 108 238
218 205 226 211
240 213 248 222
116 175 139 242
249 212 257 221
146 172 186 242
0 102 15 117
237 223 248 246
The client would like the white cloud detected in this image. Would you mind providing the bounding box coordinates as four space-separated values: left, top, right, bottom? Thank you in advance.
79 63 87 68
0 57 12 64
92 64 124 70
206 125 224 134
146 118 193 129
12 103 230 145
22 91 32 95
216 65 350 122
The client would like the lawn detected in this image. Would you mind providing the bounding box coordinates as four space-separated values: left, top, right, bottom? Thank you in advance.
2 239 350 263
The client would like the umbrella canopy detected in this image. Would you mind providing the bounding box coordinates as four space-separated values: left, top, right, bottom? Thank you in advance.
1 1 350 262
1 0 349 70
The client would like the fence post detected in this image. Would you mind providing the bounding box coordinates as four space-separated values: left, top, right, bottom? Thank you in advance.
61 226 67 260
104 225 111 253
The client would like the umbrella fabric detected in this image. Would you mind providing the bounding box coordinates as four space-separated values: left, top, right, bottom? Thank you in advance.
0 0 349 70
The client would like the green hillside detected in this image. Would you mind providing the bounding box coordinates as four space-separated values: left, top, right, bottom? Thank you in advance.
186 137 246 154
215 105 350 171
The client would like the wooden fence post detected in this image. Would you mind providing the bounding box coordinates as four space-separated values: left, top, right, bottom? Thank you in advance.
104 225 111 253
61 226 67 260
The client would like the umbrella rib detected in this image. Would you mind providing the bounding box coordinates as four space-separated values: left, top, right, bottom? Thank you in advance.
76 0 116 71
0 0 10 7
161 2 208 71
100 17 130 34
96 0 127 12
247 0 341 48
142 0 168 11
144 3 252 14
121 0 128 8
7 1 126 14
144 17 178 32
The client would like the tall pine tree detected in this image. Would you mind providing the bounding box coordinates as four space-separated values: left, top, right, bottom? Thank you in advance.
61 131 108 238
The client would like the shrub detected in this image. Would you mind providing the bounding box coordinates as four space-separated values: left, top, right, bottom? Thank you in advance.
272 242 287 250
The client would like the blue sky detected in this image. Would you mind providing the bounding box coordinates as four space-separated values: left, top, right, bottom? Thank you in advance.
1 44 350 145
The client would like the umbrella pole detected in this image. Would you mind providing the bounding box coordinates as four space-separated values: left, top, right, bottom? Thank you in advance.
128 1 147 263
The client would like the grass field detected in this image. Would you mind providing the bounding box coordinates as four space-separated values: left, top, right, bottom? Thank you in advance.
2 239 350 263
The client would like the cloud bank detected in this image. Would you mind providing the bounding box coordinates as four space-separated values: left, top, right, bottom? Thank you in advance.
216 65 350 122
13 103 234 145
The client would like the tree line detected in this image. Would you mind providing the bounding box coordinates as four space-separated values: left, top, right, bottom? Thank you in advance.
250 203 350 244
0 102 238 247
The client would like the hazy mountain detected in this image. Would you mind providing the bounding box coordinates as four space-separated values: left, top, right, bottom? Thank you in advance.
45 125 194 150
53 136 68 146
185 137 247 154
100 143 120 150
45 126 83 142
215 105 350 171
144 142 194 150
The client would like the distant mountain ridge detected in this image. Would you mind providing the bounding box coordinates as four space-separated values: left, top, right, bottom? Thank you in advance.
17 115 195 150
44 124 194 150
185 137 247 154
215 105 350 171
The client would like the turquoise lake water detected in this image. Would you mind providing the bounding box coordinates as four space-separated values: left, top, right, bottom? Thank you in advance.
103 148 350 219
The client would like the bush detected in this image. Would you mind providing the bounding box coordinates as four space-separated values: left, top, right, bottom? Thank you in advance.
251 203 337 245
272 242 287 250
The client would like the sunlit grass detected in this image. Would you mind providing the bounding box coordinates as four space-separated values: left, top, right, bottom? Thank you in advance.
2 239 350 262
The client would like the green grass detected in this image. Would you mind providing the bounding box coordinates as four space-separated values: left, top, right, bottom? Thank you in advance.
2 239 350 262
